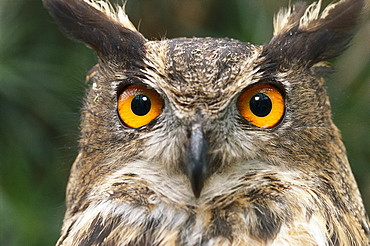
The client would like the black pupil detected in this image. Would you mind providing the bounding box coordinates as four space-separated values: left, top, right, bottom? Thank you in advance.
249 93 272 117
131 94 151 116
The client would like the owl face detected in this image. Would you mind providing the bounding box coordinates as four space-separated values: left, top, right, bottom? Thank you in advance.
44 0 369 245
82 34 333 202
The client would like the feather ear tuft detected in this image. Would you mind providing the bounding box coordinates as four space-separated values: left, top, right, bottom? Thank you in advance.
43 0 146 65
83 0 137 32
266 0 366 69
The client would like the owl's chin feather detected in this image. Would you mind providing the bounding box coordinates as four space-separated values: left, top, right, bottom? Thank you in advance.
58 159 363 245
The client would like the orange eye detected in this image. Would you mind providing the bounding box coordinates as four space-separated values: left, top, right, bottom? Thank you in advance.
117 85 163 128
237 84 284 128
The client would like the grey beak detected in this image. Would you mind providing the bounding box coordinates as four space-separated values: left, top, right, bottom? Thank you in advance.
187 123 208 198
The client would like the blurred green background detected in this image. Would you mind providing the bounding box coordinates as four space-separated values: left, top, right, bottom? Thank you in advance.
0 0 368 245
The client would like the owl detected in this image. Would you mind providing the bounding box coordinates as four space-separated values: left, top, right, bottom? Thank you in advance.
43 0 369 245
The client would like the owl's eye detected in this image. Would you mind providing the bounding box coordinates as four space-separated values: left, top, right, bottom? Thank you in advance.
238 84 285 128
117 85 163 128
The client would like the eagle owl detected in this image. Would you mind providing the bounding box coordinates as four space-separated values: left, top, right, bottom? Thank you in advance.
44 0 369 245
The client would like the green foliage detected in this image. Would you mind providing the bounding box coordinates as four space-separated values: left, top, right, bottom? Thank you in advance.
0 0 368 245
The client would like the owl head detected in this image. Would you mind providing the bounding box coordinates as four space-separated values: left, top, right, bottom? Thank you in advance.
44 0 369 245
43 0 366 197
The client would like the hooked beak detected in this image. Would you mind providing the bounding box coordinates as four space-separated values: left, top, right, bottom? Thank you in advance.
186 122 208 198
